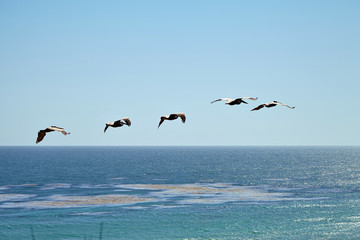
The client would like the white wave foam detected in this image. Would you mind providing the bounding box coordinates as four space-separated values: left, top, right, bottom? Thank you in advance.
115 183 296 204
0 186 10 191
123 206 150 210
110 177 126 180
40 183 71 190
76 184 109 189
0 194 36 202
0 194 159 209
0 182 326 209
70 211 111 216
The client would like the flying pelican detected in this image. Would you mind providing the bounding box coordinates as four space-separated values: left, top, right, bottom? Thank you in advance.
104 117 131 133
36 126 70 144
211 97 258 105
251 101 295 111
158 113 186 128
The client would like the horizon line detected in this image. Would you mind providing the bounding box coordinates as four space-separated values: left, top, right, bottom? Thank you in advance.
0 145 359 147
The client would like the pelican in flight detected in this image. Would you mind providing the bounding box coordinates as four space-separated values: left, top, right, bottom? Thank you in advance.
158 113 186 128
104 117 131 133
211 97 258 105
36 126 70 144
251 101 295 111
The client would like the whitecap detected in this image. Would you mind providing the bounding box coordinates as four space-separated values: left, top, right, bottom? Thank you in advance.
76 184 109 189
0 194 36 202
152 204 186 209
110 177 126 180
40 183 71 190
0 186 10 191
70 211 111 216
123 206 150 210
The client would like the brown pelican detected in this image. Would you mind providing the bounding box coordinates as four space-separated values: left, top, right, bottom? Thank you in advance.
36 126 70 144
104 117 131 133
211 97 258 105
158 113 186 128
251 101 295 111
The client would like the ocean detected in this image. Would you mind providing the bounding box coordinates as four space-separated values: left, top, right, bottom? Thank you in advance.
0 146 360 239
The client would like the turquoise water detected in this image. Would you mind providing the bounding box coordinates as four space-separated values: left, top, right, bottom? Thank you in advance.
1 146 360 239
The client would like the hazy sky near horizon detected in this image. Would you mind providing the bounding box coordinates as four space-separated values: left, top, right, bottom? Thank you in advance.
0 0 359 146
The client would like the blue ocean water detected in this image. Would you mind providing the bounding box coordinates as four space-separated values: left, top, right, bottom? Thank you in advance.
0 146 360 239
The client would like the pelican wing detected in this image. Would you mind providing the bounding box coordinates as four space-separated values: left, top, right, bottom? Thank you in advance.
241 97 258 101
251 104 265 111
211 98 232 104
104 124 110 133
177 113 186 123
158 117 166 128
48 126 63 131
36 131 46 144
275 102 295 109
121 117 131 126
211 99 222 104
48 126 70 135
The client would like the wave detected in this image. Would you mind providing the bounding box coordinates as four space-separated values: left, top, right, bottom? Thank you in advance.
0 182 331 210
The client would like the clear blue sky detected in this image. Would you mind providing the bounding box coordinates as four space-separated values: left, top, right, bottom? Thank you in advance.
0 0 359 146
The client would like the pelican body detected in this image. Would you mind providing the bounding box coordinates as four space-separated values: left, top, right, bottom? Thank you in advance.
211 97 258 105
251 101 295 111
158 113 186 128
104 117 131 133
36 126 70 144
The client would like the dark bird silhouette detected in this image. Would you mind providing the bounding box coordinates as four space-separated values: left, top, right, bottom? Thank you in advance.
104 117 131 133
158 113 186 128
36 126 70 144
211 97 258 105
251 101 295 111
